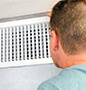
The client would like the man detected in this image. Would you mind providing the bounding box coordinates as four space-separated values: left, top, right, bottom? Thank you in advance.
37 0 86 90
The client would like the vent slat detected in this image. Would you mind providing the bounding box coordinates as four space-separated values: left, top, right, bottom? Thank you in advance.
19 26 22 61
13 27 16 61
15 27 17 61
28 25 31 60
10 27 12 62
23 26 25 60
26 25 29 60
27 25 29 60
47 23 50 58
45 23 49 58
24 26 27 61
30 25 32 60
3 28 5 62
37 24 40 59
34 24 37 59
8 28 10 61
32 24 35 60
43 23 46 58
41 23 44 58
39 23 42 59
6 28 8 62
17 27 19 61
1 29 3 62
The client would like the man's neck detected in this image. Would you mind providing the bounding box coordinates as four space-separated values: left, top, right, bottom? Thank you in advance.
63 53 86 69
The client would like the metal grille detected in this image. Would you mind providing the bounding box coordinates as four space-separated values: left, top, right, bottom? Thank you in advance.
0 16 53 68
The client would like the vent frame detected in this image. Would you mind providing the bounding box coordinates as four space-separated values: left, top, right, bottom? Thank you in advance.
0 16 53 68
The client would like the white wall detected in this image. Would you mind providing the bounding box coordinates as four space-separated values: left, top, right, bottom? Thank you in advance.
0 64 62 90
0 0 59 18
0 0 62 90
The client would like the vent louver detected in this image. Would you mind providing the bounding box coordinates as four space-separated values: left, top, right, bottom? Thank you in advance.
0 16 53 68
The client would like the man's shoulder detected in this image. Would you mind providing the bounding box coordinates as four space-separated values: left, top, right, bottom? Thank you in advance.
37 66 85 90
37 69 75 90
37 76 60 90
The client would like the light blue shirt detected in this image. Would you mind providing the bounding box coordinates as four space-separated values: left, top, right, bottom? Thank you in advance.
37 65 86 90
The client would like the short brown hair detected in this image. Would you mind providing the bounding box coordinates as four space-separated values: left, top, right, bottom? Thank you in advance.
50 0 86 55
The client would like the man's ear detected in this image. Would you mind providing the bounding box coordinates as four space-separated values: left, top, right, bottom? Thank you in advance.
47 13 51 17
51 30 59 51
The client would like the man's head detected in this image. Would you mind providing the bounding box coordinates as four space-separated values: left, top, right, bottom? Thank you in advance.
49 0 86 68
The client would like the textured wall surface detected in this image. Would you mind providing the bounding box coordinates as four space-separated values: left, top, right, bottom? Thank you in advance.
0 64 62 90
0 0 59 18
0 0 62 90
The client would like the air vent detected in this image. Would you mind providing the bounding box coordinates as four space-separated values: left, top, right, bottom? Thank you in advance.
0 16 53 68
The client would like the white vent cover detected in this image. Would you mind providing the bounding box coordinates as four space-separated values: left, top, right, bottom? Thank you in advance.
0 16 53 68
